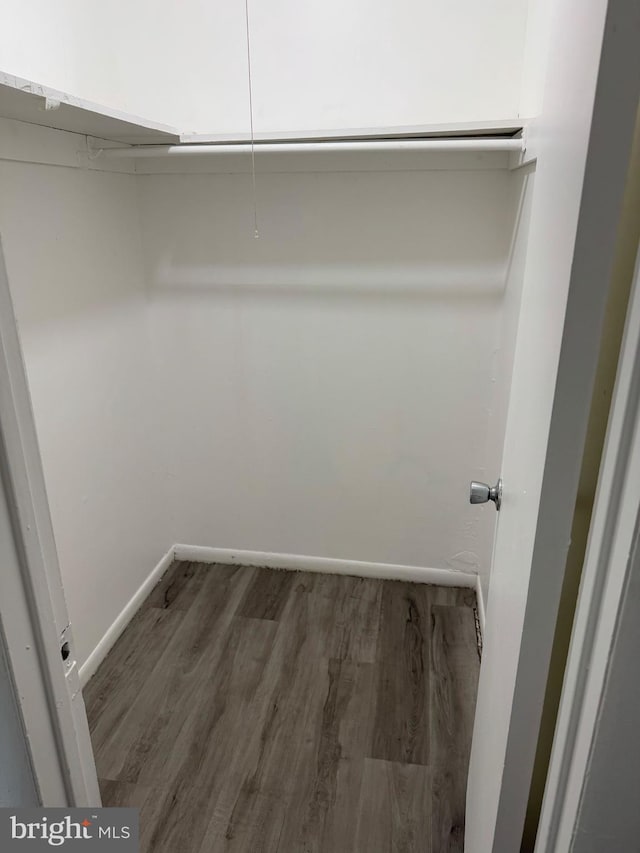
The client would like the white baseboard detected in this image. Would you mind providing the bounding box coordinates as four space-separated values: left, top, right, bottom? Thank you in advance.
173 544 477 588
475 574 486 637
79 544 478 688
78 546 175 687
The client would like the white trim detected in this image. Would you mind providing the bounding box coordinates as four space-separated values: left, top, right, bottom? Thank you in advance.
173 544 477 588
79 543 477 689
536 248 640 851
78 547 175 687
475 575 486 637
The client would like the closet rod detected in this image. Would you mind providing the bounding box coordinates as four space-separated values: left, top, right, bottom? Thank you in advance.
101 137 524 159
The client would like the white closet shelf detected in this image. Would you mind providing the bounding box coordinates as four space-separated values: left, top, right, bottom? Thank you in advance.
0 71 524 152
180 118 524 145
0 72 181 145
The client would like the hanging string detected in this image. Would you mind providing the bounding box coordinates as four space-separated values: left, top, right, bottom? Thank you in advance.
244 0 259 238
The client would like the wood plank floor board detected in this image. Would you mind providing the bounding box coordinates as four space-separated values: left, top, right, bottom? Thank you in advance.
429 585 476 608
85 563 479 852
370 580 431 765
97 777 214 853
430 605 479 758
97 780 170 853
429 605 480 852
112 616 283 852
279 572 381 664
137 777 211 853
312 574 382 664
93 564 256 783
135 616 279 792
84 606 184 755
207 588 334 852
278 658 376 853
239 567 296 621
354 758 432 853
167 565 258 680
142 560 211 613
176 582 327 851
275 572 341 666
200 578 376 851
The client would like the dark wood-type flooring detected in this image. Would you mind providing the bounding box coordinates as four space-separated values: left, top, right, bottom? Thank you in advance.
84 562 480 852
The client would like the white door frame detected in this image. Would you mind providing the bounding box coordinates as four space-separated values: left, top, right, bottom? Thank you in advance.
0 237 100 806
536 242 640 850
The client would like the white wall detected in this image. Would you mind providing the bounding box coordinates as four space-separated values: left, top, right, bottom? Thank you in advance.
0 3 130 117
0 137 173 667
519 0 555 119
137 164 514 576
245 0 527 134
0 0 529 133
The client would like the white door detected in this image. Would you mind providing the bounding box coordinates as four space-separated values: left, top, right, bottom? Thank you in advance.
465 0 640 850
0 238 100 806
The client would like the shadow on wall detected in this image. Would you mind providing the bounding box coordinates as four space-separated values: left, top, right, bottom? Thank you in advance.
150 275 504 306
139 169 512 300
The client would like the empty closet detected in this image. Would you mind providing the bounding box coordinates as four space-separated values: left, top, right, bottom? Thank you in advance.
0 0 638 850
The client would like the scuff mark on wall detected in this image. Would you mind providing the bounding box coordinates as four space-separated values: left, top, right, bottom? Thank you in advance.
447 550 481 573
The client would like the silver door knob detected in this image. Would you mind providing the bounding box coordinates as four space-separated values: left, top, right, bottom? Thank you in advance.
470 478 502 511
